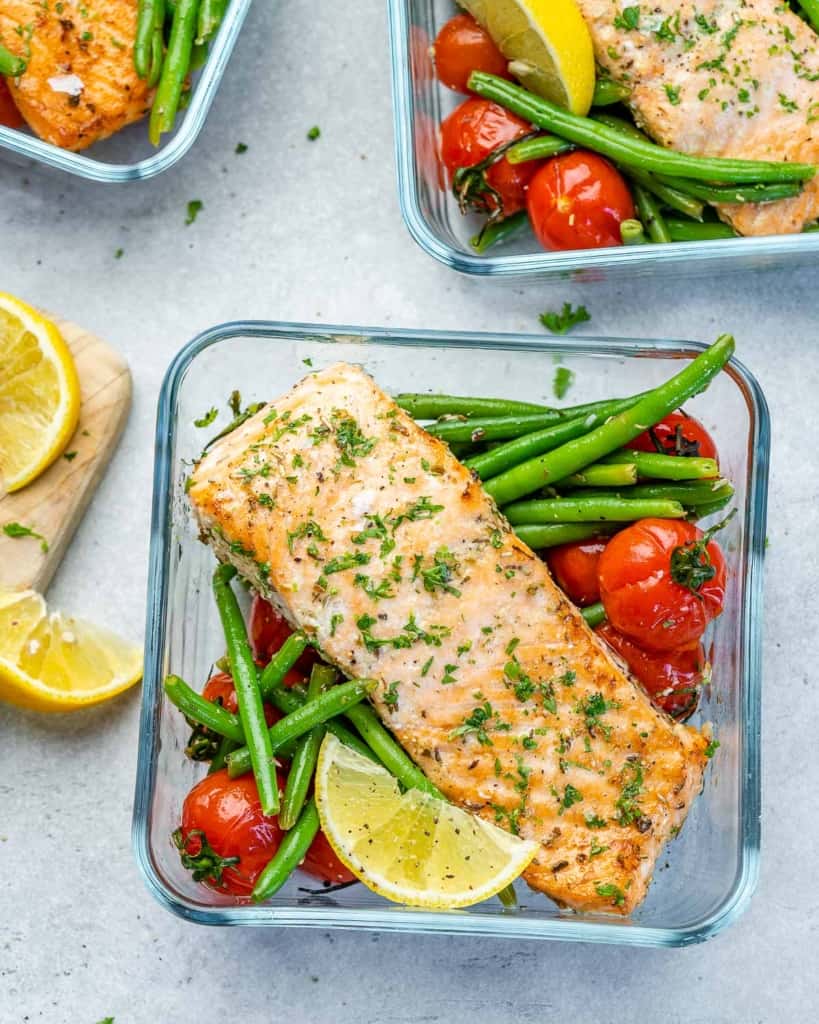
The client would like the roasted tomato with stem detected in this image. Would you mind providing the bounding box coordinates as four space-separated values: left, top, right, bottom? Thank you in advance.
185 671 284 762
598 516 730 652
630 411 718 463
440 98 540 219
595 623 707 720
526 151 635 251
433 13 509 94
175 770 286 896
249 593 317 675
546 538 607 606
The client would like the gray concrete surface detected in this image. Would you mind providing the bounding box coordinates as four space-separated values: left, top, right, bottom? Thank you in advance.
2 1 818 1021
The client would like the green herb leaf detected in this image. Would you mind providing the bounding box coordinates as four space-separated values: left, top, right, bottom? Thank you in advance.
185 199 203 225
595 882 625 907
2 521 48 553
194 406 219 428
539 302 591 335
553 365 574 400
307 125 321 141
235 142 248 154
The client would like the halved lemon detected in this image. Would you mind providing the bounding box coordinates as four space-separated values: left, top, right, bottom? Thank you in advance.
0 292 81 492
459 0 595 115
0 589 142 712
314 733 538 908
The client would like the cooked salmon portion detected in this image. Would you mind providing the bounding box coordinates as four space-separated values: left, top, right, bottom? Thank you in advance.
0 0 150 150
576 0 819 235
188 363 709 915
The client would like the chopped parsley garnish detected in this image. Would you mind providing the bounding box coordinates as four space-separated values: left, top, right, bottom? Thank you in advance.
553 783 583 814
307 125 321 140
441 663 458 685
613 5 640 30
450 702 494 745
614 759 646 827
185 199 203 225
287 520 327 554
389 496 444 530
322 551 370 575
194 407 218 428
664 84 681 105
235 142 248 154
585 814 607 829
2 521 48 553
590 839 609 858
356 612 450 653
114 248 123 259
417 547 461 596
704 738 720 758
553 365 574 399
779 93 798 113
489 528 503 549
576 691 620 737
595 883 625 907
329 613 344 637
383 681 400 709
63 451 77 461
354 573 395 601
539 302 591 335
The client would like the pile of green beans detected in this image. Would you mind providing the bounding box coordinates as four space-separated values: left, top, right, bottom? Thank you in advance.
135 0 229 145
400 335 735 548
460 71 816 254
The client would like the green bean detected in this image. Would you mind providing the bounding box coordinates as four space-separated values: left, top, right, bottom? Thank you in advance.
562 463 638 488
624 168 704 220
666 219 737 242
209 736 238 774
656 175 803 205
252 799 320 902
134 0 165 84
513 523 617 549
0 43 26 77
227 679 377 778
345 704 444 800
620 219 648 245
213 565 280 814
592 78 630 107
279 665 334 830
148 0 199 146
196 0 226 43
562 480 734 506
482 335 734 506
602 450 720 480
506 135 573 164
426 411 563 443
689 493 734 520
504 496 685 525
264 683 377 763
258 632 310 699
396 393 550 419
470 210 530 254
581 602 607 628
498 884 518 908
633 183 672 244
798 0 819 32
164 674 245 742
469 73 816 183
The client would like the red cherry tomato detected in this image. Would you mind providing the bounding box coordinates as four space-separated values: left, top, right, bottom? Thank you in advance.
630 411 718 463
248 594 317 674
596 623 706 720
301 829 357 886
526 151 635 250
440 98 539 217
177 770 285 896
0 80 23 129
202 671 281 726
546 539 607 606
433 14 509 93
598 518 727 652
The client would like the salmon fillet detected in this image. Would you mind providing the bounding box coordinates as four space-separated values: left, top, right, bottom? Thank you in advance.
187 363 709 915
0 0 150 150
576 0 819 235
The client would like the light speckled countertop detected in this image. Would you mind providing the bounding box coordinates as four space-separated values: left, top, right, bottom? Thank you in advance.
2 2 819 1021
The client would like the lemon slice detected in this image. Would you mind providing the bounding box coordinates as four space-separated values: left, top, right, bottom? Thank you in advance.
0 292 81 493
0 589 142 712
459 0 595 115
314 733 538 908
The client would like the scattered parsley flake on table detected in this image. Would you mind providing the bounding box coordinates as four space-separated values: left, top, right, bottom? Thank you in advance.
186 199 203 225
114 248 123 259
553 365 575 399
235 142 248 154
194 407 218 428
3 521 49 553
63 450 78 461
307 125 321 141
539 302 591 335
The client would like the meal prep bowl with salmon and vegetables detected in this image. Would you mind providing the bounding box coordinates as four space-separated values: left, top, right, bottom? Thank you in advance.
134 322 767 945
389 0 819 275
0 0 252 179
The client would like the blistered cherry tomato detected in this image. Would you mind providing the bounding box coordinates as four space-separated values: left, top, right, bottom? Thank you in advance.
248 594 317 675
546 539 607 606
302 829 357 886
177 770 286 896
630 411 718 463
433 14 509 93
202 671 281 726
596 623 706 720
440 98 540 216
0 80 23 129
598 518 727 652
526 151 634 250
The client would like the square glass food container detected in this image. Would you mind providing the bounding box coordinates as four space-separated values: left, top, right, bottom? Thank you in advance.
388 0 819 278
134 321 767 945
0 0 253 182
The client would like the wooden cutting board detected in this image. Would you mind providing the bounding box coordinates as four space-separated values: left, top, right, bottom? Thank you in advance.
0 316 132 593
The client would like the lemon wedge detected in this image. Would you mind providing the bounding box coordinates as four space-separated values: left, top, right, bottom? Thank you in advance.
459 0 595 115
0 293 81 493
0 589 142 712
314 733 538 908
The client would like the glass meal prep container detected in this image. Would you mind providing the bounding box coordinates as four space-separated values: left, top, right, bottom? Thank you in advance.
0 0 253 183
134 321 767 945
387 0 819 278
